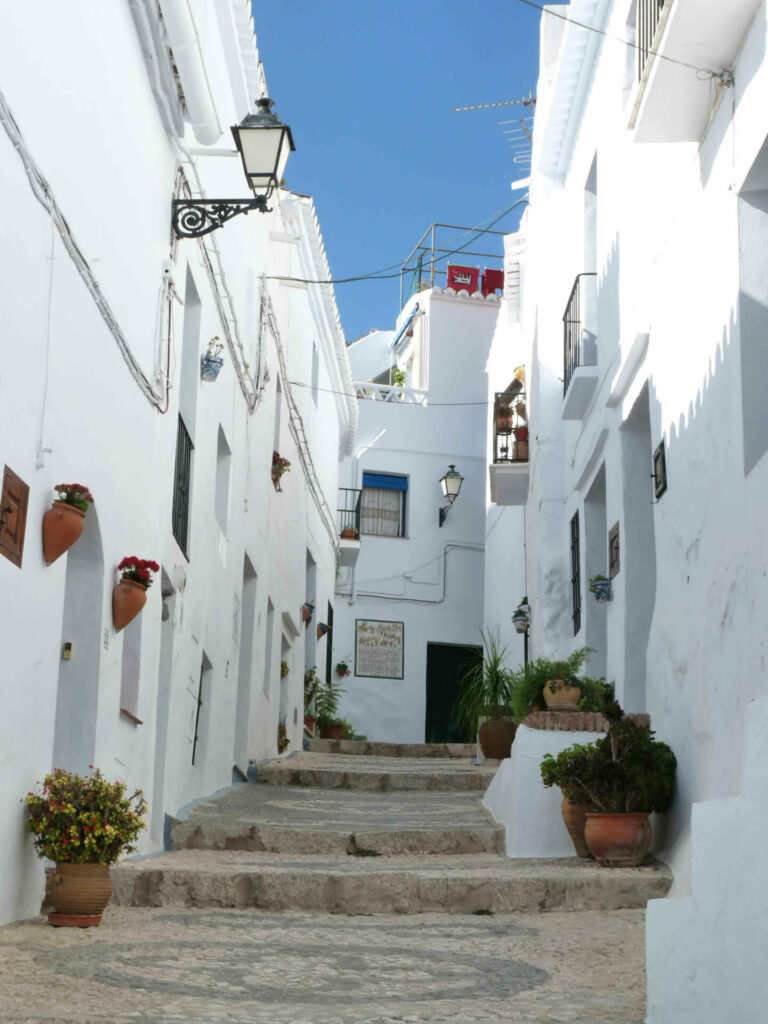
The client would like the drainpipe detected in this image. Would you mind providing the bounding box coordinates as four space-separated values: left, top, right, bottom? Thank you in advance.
157 0 222 145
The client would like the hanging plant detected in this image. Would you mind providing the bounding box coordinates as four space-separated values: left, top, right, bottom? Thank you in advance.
271 451 291 491
280 659 290 679
113 557 159 632
277 718 289 754
335 659 351 678
43 483 95 565
200 336 224 382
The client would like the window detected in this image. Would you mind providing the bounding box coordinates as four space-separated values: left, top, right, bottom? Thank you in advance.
570 512 581 635
311 342 319 407
172 414 193 555
215 425 231 534
361 472 407 537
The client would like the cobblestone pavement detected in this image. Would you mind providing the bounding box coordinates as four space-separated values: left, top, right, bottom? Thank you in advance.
0 906 644 1023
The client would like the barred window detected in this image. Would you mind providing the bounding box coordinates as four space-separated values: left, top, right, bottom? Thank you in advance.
360 472 407 538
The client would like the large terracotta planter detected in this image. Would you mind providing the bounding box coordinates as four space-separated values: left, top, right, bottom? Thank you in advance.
42 502 86 565
562 796 592 858
478 718 516 760
318 722 343 740
543 678 582 711
113 578 148 632
304 715 316 734
47 862 112 927
585 812 652 867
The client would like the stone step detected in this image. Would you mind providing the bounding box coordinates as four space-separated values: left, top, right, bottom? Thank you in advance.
306 739 477 758
253 753 494 792
172 820 506 856
111 850 672 915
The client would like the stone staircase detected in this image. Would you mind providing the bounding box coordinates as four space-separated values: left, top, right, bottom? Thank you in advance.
111 745 672 914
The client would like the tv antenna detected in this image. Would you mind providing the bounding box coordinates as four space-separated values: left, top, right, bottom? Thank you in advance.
453 91 536 113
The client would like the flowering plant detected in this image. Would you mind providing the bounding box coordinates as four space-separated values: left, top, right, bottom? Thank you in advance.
54 483 94 513
24 767 147 865
205 335 223 359
335 660 351 678
272 452 291 478
118 556 160 587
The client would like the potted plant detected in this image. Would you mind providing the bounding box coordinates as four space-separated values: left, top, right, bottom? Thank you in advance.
200 335 224 381
511 597 530 634
452 632 516 760
24 767 147 927
340 526 359 540
315 677 346 739
513 423 529 461
335 659 351 678
391 367 406 387
277 718 289 754
113 557 159 632
42 483 95 565
495 405 514 435
589 574 612 602
509 647 591 722
271 451 291 491
304 667 319 732
540 702 676 866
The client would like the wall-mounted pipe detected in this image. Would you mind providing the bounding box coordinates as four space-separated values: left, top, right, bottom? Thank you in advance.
158 0 222 145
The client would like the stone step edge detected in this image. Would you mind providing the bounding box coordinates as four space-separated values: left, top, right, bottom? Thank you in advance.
252 767 491 792
306 740 477 758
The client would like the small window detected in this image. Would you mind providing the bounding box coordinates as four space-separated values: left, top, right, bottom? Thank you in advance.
361 472 407 537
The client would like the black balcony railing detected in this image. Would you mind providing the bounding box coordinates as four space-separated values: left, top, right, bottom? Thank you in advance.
338 488 362 539
493 389 528 465
638 0 666 79
172 413 193 557
563 273 597 396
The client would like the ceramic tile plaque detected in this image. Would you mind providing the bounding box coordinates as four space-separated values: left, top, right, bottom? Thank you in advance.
355 619 404 680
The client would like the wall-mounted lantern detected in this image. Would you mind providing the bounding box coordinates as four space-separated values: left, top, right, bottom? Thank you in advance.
438 464 464 527
172 98 295 239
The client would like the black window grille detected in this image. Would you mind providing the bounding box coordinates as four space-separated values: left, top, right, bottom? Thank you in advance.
638 0 665 79
570 512 581 635
563 274 597 395
172 414 193 556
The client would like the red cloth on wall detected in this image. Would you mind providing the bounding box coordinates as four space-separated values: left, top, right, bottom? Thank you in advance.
446 264 480 293
482 268 505 296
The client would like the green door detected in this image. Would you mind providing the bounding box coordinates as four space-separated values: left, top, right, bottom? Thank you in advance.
425 642 480 743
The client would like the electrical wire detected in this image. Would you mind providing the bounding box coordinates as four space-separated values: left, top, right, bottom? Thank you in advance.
266 198 528 286
289 379 492 407
514 0 718 77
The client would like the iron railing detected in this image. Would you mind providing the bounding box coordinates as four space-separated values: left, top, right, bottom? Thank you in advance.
638 0 666 79
337 488 362 539
172 413 193 556
493 389 528 465
563 273 597 396
399 222 507 308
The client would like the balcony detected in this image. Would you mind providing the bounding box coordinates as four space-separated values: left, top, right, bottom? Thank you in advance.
631 0 760 142
562 273 598 421
337 488 362 567
489 386 529 506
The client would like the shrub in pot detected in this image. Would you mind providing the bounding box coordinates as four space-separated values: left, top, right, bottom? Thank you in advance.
25 767 147 926
509 647 591 723
315 676 346 740
540 702 676 866
452 632 516 759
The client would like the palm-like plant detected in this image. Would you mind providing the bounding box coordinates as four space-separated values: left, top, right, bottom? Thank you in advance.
452 632 514 733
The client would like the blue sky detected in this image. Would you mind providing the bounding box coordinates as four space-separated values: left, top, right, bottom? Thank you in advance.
254 2 547 342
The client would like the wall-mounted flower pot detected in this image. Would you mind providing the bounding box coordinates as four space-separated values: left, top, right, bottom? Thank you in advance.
200 354 224 382
113 579 148 632
590 578 612 602
42 502 86 565
512 611 530 634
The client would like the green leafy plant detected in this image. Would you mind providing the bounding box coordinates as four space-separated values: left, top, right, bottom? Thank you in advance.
509 647 591 724
335 659 351 678
577 675 614 712
54 483 94 513
280 659 290 680
540 702 676 813
304 667 320 712
277 718 289 754
336 718 366 741
25 768 147 865
315 677 346 725
452 632 514 734
391 367 406 386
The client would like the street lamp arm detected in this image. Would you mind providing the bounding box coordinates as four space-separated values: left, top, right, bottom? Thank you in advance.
172 197 270 239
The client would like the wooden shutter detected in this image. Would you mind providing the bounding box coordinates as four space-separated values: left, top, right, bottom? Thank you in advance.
0 466 29 568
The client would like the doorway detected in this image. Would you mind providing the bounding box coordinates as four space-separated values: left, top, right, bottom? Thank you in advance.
425 642 480 743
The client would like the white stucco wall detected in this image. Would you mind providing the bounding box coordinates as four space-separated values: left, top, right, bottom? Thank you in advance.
0 2 352 925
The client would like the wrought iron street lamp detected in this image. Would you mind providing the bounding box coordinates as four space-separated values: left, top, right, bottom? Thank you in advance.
172 98 295 239
438 464 464 527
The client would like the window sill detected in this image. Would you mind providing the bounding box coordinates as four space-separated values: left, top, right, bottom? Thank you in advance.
360 533 409 540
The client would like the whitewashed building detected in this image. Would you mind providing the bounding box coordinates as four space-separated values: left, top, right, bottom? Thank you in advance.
333 233 526 744
0 0 354 925
486 1 768 1020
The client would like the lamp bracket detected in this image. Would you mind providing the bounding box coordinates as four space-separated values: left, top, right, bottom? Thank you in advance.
439 505 450 528
172 197 270 239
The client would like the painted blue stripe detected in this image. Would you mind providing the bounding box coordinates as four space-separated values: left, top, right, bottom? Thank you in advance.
362 472 408 491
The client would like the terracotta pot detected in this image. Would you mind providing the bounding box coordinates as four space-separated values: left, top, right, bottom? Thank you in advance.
340 527 359 539
514 426 529 442
47 862 112 927
543 678 582 710
513 439 529 461
113 578 148 632
478 718 516 760
42 502 86 565
318 722 343 740
561 796 592 858
304 715 316 733
585 812 652 867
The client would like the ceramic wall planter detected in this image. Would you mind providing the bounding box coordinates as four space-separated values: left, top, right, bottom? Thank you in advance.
584 812 652 867
590 578 612 602
200 353 224 381
478 718 516 760
561 796 592 858
47 862 112 927
113 579 148 632
512 610 530 634
42 502 86 565
542 678 582 710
